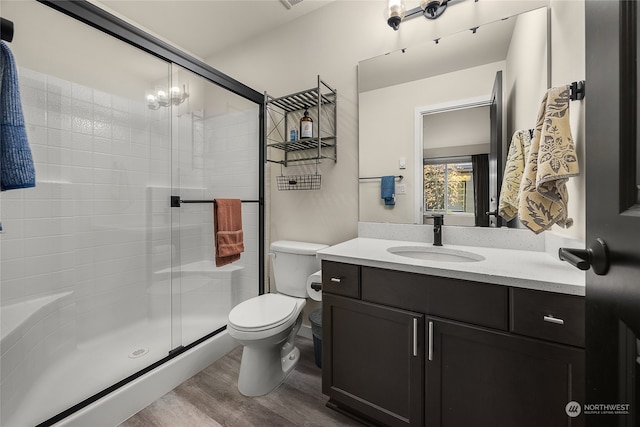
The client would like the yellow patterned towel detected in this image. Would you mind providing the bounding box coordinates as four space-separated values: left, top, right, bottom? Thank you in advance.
518 85 579 234
499 129 532 222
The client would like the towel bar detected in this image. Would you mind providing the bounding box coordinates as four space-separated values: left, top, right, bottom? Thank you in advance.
170 196 261 207
359 175 403 181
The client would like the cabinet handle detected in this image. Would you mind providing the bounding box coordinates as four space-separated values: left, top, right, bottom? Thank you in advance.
428 321 434 361
543 315 565 325
330 277 342 283
413 318 418 357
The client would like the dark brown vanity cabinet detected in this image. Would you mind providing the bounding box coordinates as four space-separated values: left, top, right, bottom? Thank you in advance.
321 260 585 427
426 317 585 427
322 294 425 427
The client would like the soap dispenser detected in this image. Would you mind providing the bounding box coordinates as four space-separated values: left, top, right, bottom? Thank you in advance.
300 108 313 138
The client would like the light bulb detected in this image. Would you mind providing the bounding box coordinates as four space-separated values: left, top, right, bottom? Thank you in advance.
421 0 447 19
386 0 406 31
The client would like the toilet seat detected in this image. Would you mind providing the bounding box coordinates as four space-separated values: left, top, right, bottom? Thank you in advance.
228 294 298 332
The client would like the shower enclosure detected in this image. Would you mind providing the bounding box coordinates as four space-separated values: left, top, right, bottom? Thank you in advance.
0 2 264 426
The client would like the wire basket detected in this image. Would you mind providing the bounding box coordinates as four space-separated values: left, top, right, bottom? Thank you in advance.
277 174 321 191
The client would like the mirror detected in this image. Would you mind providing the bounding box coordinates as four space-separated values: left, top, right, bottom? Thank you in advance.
358 6 549 226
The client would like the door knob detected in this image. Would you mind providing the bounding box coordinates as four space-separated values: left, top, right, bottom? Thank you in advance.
558 238 610 275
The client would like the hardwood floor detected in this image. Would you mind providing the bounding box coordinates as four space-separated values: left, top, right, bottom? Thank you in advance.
119 337 363 427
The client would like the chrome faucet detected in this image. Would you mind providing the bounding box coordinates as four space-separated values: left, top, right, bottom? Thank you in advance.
432 214 444 246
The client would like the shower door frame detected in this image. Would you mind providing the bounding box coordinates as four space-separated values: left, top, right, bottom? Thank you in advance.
33 1 265 425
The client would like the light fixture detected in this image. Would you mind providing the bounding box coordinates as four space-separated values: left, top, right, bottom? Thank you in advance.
387 0 459 31
280 0 303 9
146 84 189 110
385 0 406 31
421 0 448 19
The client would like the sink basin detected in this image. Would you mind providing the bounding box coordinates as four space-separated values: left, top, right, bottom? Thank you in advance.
387 246 485 263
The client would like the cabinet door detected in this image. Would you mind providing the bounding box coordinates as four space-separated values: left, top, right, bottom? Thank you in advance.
323 294 424 427
426 317 585 427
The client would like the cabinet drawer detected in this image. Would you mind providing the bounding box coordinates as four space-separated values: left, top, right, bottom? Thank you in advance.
510 288 585 347
362 267 509 330
322 261 360 298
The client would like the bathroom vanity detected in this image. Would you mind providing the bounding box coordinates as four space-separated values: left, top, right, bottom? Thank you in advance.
318 236 585 427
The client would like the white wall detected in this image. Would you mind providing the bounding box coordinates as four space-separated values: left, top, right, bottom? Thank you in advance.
505 7 550 136
207 0 553 246
549 0 586 242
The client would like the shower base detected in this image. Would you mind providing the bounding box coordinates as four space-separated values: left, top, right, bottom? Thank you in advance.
4 318 234 427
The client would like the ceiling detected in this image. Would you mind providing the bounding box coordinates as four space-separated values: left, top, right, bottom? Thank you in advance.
99 0 336 59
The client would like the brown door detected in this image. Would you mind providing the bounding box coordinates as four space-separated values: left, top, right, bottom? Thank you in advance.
584 1 640 426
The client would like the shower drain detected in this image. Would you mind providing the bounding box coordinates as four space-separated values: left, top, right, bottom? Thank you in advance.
128 347 149 359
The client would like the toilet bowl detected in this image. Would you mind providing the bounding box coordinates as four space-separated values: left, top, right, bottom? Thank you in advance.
226 240 328 396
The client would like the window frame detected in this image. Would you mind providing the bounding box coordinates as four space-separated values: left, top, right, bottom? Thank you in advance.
423 156 475 215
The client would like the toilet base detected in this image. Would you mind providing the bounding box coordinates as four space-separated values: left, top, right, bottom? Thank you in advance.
236 316 303 396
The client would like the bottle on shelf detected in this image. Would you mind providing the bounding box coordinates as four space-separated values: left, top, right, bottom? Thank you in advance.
300 108 313 139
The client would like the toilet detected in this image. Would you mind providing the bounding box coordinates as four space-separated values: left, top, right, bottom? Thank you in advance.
227 240 328 396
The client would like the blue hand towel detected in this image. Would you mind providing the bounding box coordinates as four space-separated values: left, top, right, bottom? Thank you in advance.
381 176 395 206
1 41 35 191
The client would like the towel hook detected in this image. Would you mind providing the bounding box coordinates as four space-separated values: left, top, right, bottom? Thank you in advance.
1 18 14 43
570 81 585 101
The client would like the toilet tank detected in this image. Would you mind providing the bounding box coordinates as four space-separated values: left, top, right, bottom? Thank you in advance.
270 240 328 298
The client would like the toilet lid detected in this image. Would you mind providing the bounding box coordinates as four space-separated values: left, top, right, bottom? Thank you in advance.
228 294 298 331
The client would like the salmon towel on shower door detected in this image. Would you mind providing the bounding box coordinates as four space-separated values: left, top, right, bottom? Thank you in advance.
214 199 244 267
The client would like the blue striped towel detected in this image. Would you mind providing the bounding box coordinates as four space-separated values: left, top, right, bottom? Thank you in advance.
381 176 395 206
1 41 35 191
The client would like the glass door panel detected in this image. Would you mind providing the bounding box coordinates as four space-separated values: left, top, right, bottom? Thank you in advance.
170 65 260 348
0 2 172 425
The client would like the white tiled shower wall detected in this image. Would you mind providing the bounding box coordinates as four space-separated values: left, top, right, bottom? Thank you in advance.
1 66 172 332
1 66 172 424
0 66 260 424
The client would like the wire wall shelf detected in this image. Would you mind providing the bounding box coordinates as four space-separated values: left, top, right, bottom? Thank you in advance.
267 136 336 152
265 75 337 167
267 89 335 113
277 174 322 191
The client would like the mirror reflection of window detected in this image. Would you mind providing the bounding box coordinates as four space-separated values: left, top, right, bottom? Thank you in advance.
424 157 475 214
357 6 549 226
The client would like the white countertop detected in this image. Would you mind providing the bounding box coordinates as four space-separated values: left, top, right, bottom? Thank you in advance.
316 237 586 296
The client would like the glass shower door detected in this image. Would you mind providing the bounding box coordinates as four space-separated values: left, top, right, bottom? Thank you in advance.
0 2 173 425
169 65 260 348
1 2 263 425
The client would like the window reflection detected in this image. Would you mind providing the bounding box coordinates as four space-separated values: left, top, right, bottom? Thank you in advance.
424 158 475 214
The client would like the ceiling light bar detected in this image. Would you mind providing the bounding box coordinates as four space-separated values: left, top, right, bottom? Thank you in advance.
280 0 303 10
387 0 471 30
